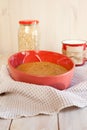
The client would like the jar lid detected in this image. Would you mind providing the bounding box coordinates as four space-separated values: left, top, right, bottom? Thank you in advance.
19 20 39 25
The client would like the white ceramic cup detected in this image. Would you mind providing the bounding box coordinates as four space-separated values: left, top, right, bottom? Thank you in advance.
62 40 86 66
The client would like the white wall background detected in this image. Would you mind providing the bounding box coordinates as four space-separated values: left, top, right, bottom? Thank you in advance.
0 0 87 54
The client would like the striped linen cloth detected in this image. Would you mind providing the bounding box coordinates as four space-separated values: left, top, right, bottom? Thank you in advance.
0 64 87 119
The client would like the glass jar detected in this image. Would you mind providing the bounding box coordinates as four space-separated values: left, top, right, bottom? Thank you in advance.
18 20 40 51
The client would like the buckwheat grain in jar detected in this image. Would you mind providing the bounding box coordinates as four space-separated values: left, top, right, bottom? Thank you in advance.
18 20 40 51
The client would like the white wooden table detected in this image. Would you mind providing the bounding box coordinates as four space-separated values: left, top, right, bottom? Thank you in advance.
0 54 87 130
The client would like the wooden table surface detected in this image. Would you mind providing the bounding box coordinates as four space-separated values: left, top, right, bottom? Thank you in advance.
0 54 87 130
1 107 87 130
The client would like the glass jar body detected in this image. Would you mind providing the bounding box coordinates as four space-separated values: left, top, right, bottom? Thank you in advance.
18 20 40 51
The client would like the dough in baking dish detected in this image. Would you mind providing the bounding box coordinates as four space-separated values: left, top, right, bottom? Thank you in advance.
16 61 68 76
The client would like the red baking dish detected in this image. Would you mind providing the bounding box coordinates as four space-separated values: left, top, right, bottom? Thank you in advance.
8 50 75 90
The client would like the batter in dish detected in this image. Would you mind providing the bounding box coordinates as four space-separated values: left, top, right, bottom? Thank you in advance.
16 61 68 76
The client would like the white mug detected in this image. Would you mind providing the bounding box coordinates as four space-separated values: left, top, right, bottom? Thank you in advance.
62 40 86 66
